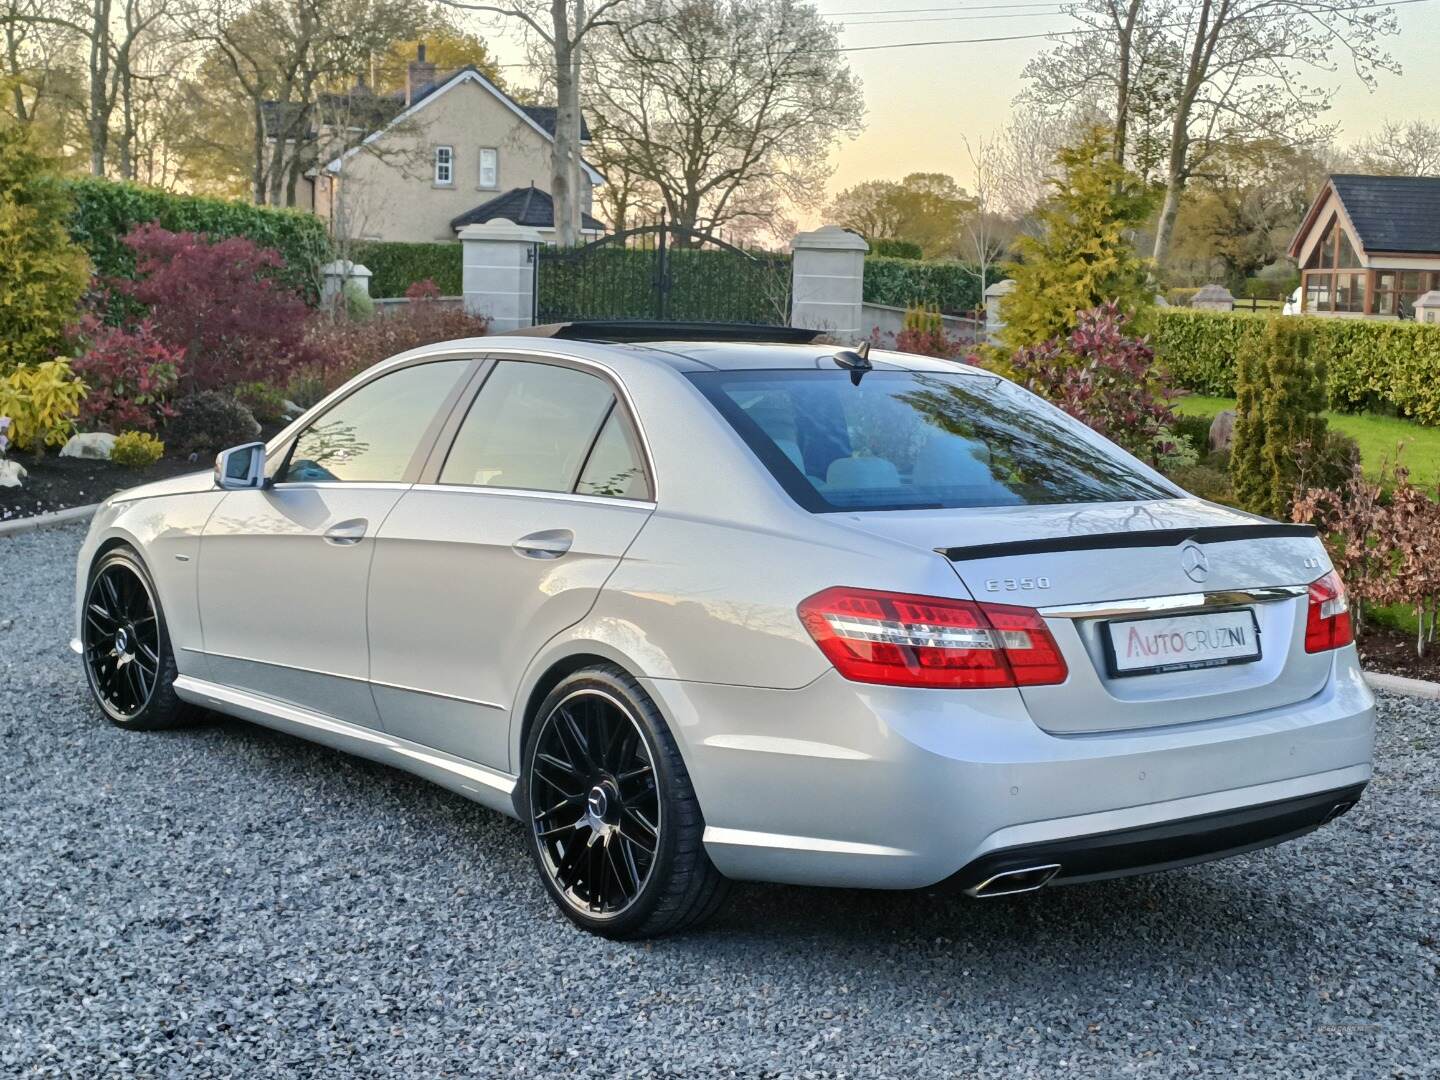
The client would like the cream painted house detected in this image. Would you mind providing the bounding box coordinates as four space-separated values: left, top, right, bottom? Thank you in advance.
1287 174 1440 319
276 46 604 244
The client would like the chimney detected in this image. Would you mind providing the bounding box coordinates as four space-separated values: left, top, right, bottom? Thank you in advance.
406 42 435 106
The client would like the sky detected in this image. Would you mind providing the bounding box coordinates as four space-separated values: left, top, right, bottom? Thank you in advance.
478 0 1440 220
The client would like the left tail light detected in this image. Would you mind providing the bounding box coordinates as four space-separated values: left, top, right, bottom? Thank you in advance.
1305 570 1353 653
797 586 1068 689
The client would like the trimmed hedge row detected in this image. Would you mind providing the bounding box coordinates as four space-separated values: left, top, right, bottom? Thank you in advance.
1155 308 1440 424
862 256 995 315
65 177 331 300
352 240 463 298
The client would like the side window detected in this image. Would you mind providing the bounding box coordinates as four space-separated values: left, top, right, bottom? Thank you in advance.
281 360 468 484
577 409 650 499
434 145 453 185
478 147 498 189
439 361 620 493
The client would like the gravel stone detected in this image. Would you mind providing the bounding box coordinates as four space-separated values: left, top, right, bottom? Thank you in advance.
3 524 1438 1078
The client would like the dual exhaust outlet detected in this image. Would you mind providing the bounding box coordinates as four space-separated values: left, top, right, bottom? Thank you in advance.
965 863 1062 898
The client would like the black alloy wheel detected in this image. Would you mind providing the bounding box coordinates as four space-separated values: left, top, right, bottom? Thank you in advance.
530 688 661 917
520 665 729 938
82 548 193 730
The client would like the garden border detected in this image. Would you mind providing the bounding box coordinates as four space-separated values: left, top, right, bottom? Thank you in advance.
0 502 99 538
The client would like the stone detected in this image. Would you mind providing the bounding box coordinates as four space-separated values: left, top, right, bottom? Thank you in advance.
282 399 305 418
59 432 116 460
1191 284 1235 312
1208 409 1236 453
0 458 26 488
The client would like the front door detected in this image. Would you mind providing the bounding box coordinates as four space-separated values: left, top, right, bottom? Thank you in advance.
367 357 655 771
198 357 474 723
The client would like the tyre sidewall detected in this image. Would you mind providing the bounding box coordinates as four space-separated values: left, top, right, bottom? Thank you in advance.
83 547 182 730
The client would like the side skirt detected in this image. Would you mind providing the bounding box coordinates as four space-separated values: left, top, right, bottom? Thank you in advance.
172 675 520 819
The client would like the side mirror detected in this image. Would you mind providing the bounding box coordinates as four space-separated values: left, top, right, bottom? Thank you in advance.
215 442 267 490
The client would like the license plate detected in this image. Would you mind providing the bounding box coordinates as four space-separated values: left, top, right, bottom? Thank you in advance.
1103 609 1261 677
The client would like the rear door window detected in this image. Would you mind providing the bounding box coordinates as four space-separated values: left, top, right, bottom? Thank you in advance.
689 368 1177 512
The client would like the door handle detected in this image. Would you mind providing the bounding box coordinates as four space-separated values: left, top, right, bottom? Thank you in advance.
323 519 368 546
512 529 573 560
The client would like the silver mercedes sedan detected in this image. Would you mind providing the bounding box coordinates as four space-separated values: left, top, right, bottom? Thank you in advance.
73 324 1375 938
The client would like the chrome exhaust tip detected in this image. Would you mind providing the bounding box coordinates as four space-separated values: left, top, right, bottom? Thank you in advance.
1322 800 1357 824
965 863 1062 898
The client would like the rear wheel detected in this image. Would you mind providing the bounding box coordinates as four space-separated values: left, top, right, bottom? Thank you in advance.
82 548 195 731
519 664 729 939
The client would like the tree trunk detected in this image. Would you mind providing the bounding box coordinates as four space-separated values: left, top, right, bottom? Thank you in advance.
549 0 581 247
1111 0 1141 165
251 100 267 205
118 64 135 180
87 0 110 176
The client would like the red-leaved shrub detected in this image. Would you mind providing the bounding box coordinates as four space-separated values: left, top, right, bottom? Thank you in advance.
115 224 313 392
300 284 489 395
1000 302 1178 461
71 319 185 433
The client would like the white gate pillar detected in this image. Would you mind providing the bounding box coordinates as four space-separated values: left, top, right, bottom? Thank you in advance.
790 225 868 341
457 219 543 332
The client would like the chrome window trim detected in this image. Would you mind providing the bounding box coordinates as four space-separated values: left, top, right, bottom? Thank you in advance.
1038 585 1308 620
265 481 415 493
408 482 655 512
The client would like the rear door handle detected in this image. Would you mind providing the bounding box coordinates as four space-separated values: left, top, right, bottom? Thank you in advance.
324 519 368 546
512 529 573 560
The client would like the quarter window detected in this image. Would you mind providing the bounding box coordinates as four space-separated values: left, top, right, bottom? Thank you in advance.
577 408 650 499
434 145 454 185
280 360 468 484
478 147 498 189
439 361 626 493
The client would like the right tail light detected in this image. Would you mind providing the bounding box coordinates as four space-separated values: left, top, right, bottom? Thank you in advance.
1305 570 1353 653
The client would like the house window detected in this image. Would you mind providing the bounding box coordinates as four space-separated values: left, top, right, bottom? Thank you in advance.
434 145 454 186
1301 214 1369 313
478 147 498 189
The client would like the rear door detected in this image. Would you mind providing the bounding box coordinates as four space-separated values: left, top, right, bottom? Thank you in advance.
366 356 655 771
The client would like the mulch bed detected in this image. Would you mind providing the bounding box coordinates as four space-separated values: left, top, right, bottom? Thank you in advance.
0 454 200 523
1356 622 1440 682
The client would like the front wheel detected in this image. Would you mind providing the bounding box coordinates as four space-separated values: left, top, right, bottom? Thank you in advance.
519 664 729 939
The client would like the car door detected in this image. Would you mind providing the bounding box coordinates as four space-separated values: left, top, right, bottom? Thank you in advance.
367 355 656 771
198 356 475 724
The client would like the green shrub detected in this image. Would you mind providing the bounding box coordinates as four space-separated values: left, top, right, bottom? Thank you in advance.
111 430 165 467
352 241 463 298
232 380 290 425
1231 317 1328 518
65 177 330 302
0 127 90 374
1167 461 1237 506
1165 287 1201 307
868 238 923 260
342 280 375 320
164 391 260 456
862 256 992 315
1154 309 1440 423
0 358 86 457
1170 411 1215 451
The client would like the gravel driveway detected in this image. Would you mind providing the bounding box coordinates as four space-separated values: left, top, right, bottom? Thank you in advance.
3 524 1437 1078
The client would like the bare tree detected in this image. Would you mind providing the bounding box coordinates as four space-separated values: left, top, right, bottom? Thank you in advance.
440 0 628 245
960 134 1010 305
586 0 863 239
1353 119 1440 176
1025 0 1401 262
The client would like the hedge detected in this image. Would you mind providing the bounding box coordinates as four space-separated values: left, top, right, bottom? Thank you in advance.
352 240 463 298
868 238 923 260
1155 308 1440 424
862 256 996 315
65 177 331 301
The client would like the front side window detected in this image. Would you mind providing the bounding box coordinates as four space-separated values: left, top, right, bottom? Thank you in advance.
478 147 498 189
281 360 468 484
439 361 628 494
434 145 453 185
690 369 1177 513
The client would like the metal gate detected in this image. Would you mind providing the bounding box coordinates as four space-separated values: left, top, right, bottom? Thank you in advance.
535 219 792 326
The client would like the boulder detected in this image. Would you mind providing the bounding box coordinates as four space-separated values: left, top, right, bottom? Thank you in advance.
1208 410 1236 454
60 432 116 460
0 458 26 488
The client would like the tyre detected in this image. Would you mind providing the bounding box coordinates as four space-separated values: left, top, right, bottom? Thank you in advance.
81 547 196 731
519 664 730 939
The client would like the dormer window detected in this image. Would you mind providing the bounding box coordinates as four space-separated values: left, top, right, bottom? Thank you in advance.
434 145 454 186
479 147 498 189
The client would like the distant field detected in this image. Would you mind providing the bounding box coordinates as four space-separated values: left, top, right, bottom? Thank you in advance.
1176 395 1440 489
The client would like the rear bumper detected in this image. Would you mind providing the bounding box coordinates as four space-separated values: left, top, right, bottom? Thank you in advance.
945 781 1366 896
643 648 1375 890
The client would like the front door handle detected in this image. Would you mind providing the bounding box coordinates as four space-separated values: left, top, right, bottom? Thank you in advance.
512 529 573 560
324 518 368 546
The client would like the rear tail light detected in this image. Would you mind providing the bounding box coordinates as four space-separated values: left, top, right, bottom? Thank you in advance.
797 586 1068 689
1305 570 1353 653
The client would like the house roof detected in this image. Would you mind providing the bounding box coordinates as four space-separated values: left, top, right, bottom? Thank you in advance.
317 67 603 185
451 185 605 233
1290 174 1440 258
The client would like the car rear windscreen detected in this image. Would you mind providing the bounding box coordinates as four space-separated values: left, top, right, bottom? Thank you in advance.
689 368 1178 512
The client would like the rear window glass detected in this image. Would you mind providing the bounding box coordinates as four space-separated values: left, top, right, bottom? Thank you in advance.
689 369 1177 512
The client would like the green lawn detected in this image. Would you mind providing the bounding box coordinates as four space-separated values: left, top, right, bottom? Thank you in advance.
1176 395 1440 489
